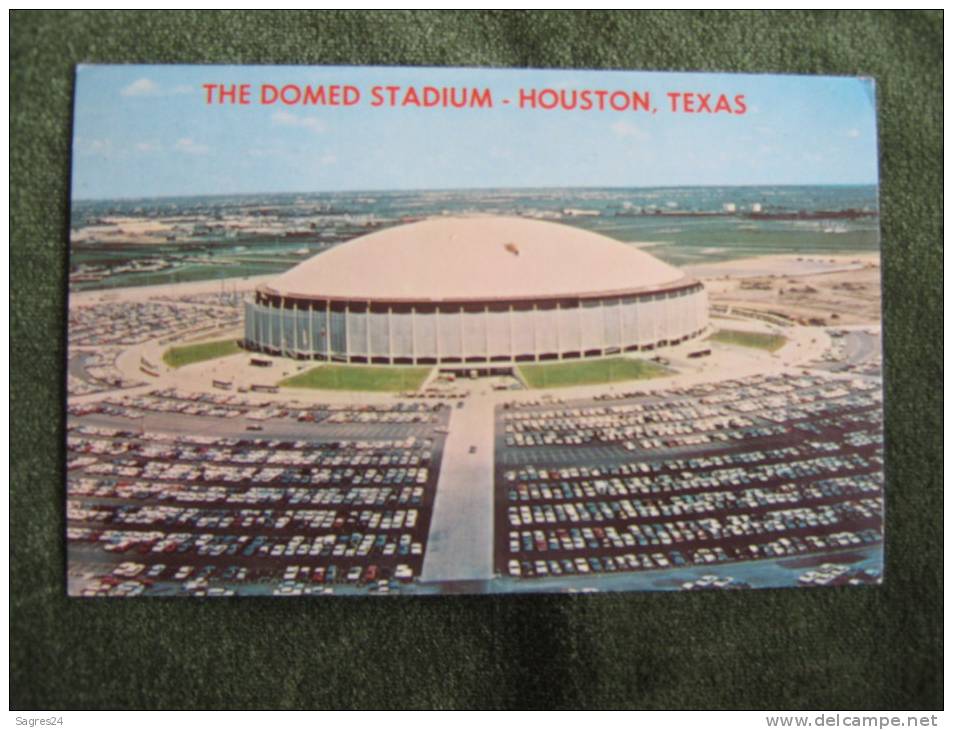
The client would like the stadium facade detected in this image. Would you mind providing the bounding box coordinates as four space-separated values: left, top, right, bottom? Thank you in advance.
243 216 708 364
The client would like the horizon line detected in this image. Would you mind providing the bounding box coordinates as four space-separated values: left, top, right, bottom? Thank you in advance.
72 181 881 204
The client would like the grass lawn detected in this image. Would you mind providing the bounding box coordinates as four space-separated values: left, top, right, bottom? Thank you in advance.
518 357 670 389
161 338 242 368
707 329 787 352
279 365 432 392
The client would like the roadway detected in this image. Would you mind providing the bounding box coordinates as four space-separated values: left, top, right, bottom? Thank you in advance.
420 396 496 582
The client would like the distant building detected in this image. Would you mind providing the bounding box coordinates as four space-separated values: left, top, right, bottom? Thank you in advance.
243 216 708 364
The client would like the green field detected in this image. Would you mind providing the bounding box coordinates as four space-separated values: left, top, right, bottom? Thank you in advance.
707 329 787 352
161 338 242 368
279 365 432 392
518 357 670 389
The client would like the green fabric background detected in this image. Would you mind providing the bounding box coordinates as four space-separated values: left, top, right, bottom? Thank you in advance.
10 10 942 710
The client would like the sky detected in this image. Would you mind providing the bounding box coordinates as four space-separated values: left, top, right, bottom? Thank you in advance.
71 65 880 200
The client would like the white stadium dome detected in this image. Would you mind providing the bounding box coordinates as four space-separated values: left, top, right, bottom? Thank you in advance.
263 216 686 302
244 216 708 365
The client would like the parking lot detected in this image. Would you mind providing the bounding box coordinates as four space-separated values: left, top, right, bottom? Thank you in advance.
67 401 451 596
69 299 241 348
67 295 244 398
68 347 146 396
69 388 445 441
808 328 882 377
493 372 884 583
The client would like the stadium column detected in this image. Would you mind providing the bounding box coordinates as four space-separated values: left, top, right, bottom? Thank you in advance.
665 291 672 345
248 301 254 347
366 301 371 360
259 301 264 348
484 304 490 361
293 300 298 356
344 302 351 362
665 291 672 344
308 302 314 360
325 300 331 361
653 294 660 346
661 291 668 344
684 291 689 338
556 301 561 360
459 306 464 359
257 299 262 349
267 298 273 353
411 306 417 364
633 296 640 348
533 302 539 362
675 292 687 339
618 298 624 352
508 305 514 362
388 305 394 363
601 298 606 356
435 307 441 363
578 301 584 354
279 296 286 357
673 290 680 341
685 289 690 336
681 290 686 339
685 290 695 335
682 289 690 339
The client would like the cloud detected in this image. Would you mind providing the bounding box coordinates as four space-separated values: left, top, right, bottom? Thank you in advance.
75 137 114 156
121 78 160 97
846 128 861 138
174 138 210 155
319 153 337 166
610 121 649 140
120 78 193 97
271 110 326 134
135 141 161 153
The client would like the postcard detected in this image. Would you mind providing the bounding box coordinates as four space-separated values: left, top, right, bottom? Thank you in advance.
67 65 883 596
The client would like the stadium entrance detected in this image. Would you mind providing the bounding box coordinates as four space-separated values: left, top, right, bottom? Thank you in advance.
438 366 515 379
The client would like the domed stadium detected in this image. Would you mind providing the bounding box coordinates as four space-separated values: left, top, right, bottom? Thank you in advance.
243 216 708 364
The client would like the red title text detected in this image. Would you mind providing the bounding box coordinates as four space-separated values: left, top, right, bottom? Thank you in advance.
201 83 747 115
